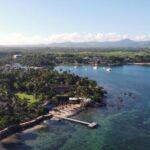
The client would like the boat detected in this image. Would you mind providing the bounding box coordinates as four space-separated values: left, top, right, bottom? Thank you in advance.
74 66 77 69
43 120 49 125
93 66 98 70
93 63 98 70
106 68 111 72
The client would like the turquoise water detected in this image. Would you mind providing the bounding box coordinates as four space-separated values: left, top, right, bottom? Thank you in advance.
2 65 150 150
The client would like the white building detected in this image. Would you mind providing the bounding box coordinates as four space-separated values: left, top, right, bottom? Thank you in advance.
13 54 22 59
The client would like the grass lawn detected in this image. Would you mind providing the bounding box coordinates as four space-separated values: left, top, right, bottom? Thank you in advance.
16 93 39 106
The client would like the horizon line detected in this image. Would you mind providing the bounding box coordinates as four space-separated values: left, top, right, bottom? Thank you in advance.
0 33 150 45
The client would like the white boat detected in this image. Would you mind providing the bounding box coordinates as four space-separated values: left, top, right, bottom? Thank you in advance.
74 66 77 69
93 66 98 70
43 120 49 125
106 68 111 72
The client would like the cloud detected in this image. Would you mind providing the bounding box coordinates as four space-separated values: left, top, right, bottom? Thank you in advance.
0 32 150 45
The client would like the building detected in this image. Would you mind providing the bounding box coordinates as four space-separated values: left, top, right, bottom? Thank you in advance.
13 54 22 59
55 95 69 104
69 97 80 104
50 84 73 94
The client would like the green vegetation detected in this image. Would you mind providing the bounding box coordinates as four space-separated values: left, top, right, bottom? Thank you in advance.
0 48 150 67
0 68 105 129
9 50 150 66
16 93 39 106
0 47 150 129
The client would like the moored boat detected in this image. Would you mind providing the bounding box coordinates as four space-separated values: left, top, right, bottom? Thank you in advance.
106 68 111 72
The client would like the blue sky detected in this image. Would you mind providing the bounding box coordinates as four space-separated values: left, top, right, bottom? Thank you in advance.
0 0 150 44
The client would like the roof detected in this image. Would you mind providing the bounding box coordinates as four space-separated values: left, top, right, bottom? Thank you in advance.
69 97 78 101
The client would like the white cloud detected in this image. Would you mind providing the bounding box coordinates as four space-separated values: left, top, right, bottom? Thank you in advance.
0 32 150 45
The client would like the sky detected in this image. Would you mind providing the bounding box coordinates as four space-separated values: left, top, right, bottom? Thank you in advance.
0 0 150 45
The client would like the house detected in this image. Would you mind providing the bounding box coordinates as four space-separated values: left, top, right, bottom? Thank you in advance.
13 54 22 59
50 84 73 94
81 98 93 107
55 77 65 83
55 95 69 104
69 97 80 104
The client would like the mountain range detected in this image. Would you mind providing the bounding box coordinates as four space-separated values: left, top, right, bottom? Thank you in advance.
48 39 150 48
1 39 150 48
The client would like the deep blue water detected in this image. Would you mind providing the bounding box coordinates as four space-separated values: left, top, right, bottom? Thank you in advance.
1 65 150 150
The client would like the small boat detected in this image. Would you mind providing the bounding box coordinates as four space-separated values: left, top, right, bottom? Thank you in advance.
106 68 111 72
93 63 98 70
93 66 98 70
43 120 49 125
74 66 77 69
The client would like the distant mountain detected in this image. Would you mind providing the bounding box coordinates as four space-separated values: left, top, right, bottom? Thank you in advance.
48 39 150 48
1 39 150 48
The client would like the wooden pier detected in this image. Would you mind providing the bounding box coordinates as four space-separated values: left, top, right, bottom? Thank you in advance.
58 116 97 128
49 104 97 128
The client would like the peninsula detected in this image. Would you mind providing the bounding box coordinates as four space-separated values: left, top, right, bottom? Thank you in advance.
0 66 105 139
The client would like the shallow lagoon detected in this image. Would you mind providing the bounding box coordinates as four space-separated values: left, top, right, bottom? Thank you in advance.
1 65 150 150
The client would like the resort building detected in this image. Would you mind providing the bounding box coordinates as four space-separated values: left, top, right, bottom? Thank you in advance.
13 54 22 59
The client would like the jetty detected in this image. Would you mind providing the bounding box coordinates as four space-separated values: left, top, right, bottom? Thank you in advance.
59 116 97 128
49 104 98 128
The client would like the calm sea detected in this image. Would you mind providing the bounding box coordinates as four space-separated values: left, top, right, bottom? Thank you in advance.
1 65 150 150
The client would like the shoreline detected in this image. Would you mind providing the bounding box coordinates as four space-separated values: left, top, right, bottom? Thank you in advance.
0 114 52 141
0 104 84 142
132 62 150 65
56 62 150 67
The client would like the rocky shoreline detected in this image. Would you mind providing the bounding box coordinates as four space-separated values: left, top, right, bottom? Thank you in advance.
0 102 102 141
133 62 150 65
0 114 52 141
0 104 84 141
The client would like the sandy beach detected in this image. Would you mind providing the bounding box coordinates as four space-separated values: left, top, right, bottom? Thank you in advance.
0 103 84 146
50 103 84 119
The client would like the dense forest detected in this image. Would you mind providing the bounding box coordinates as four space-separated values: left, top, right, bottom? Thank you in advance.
0 48 150 67
0 47 150 129
17 50 150 66
0 68 105 129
